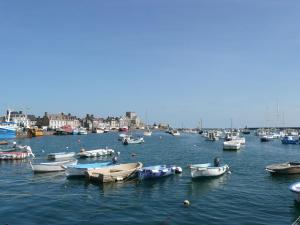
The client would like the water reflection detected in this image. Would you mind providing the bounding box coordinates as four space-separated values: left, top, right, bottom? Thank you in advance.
187 174 229 197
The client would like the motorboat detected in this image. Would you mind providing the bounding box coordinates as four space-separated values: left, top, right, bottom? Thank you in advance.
122 137 144 145
86 162 143 183
266 162 300 175
138 165 182 180
260 135 274 142
190 158 229 178
47 152 76 160
223 140 241 150
143 129 152 136
77 148 115 158
281 136 299 144
30 159 77 173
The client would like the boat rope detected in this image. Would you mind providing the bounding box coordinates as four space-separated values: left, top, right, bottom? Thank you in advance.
292 215 300 225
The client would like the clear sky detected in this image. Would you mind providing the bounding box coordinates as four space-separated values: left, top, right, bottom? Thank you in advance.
1 0 300 128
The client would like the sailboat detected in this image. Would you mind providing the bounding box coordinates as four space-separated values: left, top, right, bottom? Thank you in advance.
143 110 152 136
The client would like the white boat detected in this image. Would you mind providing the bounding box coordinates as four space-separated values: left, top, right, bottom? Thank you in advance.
47 152 76 160
223 140 241 150
95 128 104 134
190 159 229 178
122 137 144 145
207 131 219 141
143 129 152 136
30 159 77 173
78 127 88 135
171 130 180 136
64 161 114 177
77 148 115 158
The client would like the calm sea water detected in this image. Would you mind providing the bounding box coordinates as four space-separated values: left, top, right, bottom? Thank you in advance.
1 131 300 225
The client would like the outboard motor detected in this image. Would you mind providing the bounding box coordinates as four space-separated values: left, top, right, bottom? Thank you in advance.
214 157 220 167
112 155 118 164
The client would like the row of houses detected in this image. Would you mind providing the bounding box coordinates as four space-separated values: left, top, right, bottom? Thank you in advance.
0 110 148 131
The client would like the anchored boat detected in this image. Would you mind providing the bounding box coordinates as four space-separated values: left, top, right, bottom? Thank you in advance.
190 158 229 179
30 159 77 173
48 152 76 160
77 148 115 158
86 162 143 183
266 162 300 175
138 165 182 180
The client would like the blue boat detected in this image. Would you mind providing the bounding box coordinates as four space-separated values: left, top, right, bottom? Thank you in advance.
281 135 299 144
138 165 182 180
65 161 114 178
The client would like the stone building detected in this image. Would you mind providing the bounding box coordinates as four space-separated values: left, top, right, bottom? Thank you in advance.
36 112 80 130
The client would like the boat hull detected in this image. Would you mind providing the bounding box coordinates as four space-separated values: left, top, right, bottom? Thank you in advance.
266 162 300 175
138 165 176 180
65 162 113 177
47 152 76 160
31 160 77 173
191 164 229 178
0 128 16 139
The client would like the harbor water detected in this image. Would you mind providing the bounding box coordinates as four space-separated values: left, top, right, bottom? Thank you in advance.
1 132 300 225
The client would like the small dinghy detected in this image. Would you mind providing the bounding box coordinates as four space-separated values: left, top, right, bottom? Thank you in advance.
289 181 300 203
190 157 229 179
86 162 143 183
48 152 76 160
64 161 115 178
77 148 115 158
266 162 300 175
138 165 182 180
30 159 77 173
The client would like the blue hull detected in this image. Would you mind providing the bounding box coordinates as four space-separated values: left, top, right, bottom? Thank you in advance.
0 128 16 139
138 165 175 180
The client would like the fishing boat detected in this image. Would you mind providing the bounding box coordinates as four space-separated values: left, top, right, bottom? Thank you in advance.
65 161 115 177
266 162 300 175
0 146 35 160
137 165 182 180
223 140 241 150
122 137 144 145
30 159 77 173
190 158 229 178
0 110 17 139
86 162 143 183
289 181 300 203
281 135 299 144
77 148 115 158
47 152 76 160
28 128 43 137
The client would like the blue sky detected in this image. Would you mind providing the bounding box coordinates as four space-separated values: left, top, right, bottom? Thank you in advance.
1 0 300 128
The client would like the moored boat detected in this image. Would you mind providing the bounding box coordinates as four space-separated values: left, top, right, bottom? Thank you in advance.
223 140 241 150
86 162 143 183
77 148 115 158
138 165 182 180
260 135 274 142
266 162 300 175
281 135 299 144
64 161 115 178
48 152 76 160
0 146 35 160
190 158 229 178
0 110 17 139
122 137 144 145
30 159 77 173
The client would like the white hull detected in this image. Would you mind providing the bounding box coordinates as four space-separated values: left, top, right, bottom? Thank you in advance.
190 164 229 178
143 131 152 136
48 152 76 160
77 148 115 158
223 141 241 150
30 160 77 173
